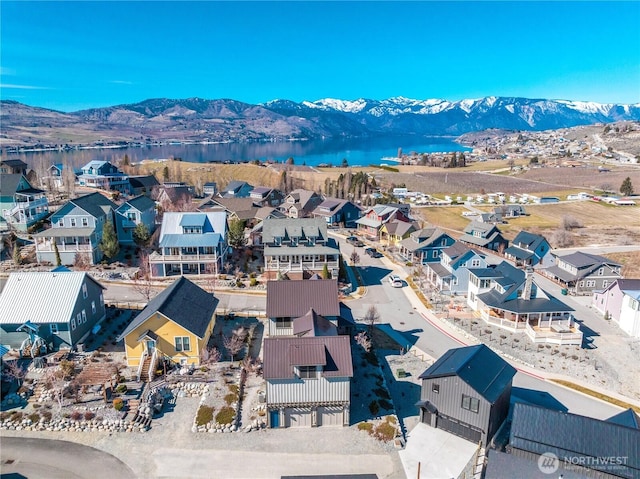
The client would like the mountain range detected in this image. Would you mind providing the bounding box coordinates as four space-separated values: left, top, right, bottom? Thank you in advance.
2 96 639 147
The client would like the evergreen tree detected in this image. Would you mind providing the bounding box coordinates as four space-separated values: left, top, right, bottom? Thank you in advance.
321 263 330 279
53 241 62 266
122 154 130 166
132 223 151 248
12 241 21 266
99 220 120 261
620 177 634 196
227 218 247 249
162 166 170 181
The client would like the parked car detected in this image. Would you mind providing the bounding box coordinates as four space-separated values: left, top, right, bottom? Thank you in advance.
365 247 383 258
346 236 364 247
388 274 403 288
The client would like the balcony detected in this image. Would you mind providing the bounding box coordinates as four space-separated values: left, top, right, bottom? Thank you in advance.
265 260 339 272
149 251 219 263
525 321 583 346
36 240 93 253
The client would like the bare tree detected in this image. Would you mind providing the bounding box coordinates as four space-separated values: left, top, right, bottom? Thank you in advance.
364 305 380 335
350 250 360 266
73 252 91 271
354 331 372 353
561 215 582 230
2 360 26 387
200 345 222 365
223 327 247 362
41 366 69 412
551 228 574 248
132 250 156 302
202 263 218 293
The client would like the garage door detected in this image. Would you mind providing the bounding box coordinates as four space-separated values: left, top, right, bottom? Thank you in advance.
437 415 482 444
318 406 343 427
285 408 312 428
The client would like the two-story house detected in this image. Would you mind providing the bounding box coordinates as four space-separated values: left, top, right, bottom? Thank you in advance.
0 271 106 352
399 227 456 264
417 344 516 446
593 279 640 338
262 217 341 280
0 174 49 232
458 221 508 253
115 195 157 246
264 279 351 428
128 175 160 197
380 220 420 248
41 163 66 190
203 182 218 197
149 211 228 277
266 279 341 336
78 160 130 194
0 159 28 175
424 242 488 295
543 251 622 295
468 262 582 345
504 231 553 268
280 189 323 219
220 180 253 198
311 197 362 228
33 192 116 265
355 204 412 240
249 187 285 207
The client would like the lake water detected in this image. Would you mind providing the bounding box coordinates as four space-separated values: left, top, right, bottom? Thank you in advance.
7 135 470 169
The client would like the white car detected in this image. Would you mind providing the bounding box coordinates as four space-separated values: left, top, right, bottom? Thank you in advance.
388 274 403 288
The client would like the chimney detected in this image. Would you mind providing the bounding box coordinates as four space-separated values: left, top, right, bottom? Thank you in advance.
522 267 534 300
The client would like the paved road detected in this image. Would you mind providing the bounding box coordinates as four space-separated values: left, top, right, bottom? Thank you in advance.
0 437 136 479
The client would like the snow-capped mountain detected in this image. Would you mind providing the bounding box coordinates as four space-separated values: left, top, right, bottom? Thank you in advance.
2 96 639 146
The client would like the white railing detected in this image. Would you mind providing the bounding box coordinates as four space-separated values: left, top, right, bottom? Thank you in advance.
265 260 339 271
149 252 219 262
36 241 93 252
149 348 159 382
136 350 148 382
524 321 583 346
480 310 527 331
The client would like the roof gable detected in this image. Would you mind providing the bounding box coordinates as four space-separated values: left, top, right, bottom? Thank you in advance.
267 279 340 318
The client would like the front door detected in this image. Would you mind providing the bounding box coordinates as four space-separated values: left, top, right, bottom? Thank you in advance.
270 409 280 428
146 340 156 355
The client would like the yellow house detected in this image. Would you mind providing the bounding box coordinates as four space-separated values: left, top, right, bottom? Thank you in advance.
117 277 218 377
380 220 418 248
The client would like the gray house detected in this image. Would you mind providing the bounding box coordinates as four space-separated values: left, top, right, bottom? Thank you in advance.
504 231 553 268
417 344 516 446
459 221 509 253
424 242 489 295
543 251 622 295
0 271 106 352
115 195 157 245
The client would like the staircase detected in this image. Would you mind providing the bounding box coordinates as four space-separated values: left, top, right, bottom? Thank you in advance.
139 357 153 383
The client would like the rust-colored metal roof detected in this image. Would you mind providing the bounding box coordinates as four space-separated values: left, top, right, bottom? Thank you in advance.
266 279 340 318
263 336 353 380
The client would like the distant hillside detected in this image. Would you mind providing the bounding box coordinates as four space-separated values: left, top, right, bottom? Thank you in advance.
1 96 639 147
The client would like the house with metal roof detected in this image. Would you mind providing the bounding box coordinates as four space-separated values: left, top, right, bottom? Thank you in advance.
262 217 340 280
78 160 130 194
0 173 50 232
280 189 323 219
543 251 622 296
458 221 509 253
355 204 412 240
220 180 253 198
263 333 352 428
117 277 219 379
115 195 157 245
504 231 552 268
0 271 106 353
33 192 116 265
468 262 582 345
311 197 362 228
593 279 640 338
266 279 340 336
424 242 489 295
507 402 640 479
399 226 456 265
148 211 228 277
128 175 160 197
416 344 516 446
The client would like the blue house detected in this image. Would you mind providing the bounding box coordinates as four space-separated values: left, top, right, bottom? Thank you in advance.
78 160 130 194
425 242 489 295
34 192 116 265
115 195 157 246
398 227 456 264
505 231 553 268
149 211 228 277
220 181 253 198
0 174 49 232
312 197 362 228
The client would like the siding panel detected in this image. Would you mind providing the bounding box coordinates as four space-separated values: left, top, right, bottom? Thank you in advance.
267 377 350 405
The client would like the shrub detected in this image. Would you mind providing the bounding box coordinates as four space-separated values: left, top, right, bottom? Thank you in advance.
33 403 41 409
358 421 373 432
369 400 379 416
228 384 239 395
28 413 40 423
224 393 238 405
215 406 235 425
113 398 124 411
374 421 397 441
11 411 23 421
249 272 256 279
196 405 214 426
115 384 127 394
41 411 52 422
249 278 258 287
84 411 95 421
70 411 83 421
386 415 397 425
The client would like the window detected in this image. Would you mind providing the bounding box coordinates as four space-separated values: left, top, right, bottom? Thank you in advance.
70 218 76 227
91 301 96 314
57 218 64 227
82 218 88 227
598 268 604 276
602 281 608 288
71 318 76 330
82 283 88 298
100 293 104 307
82 310 87 323
298 366 317 379
77 313 81 325
461 394 480 413
50 324 59 334
471 259 481 267
629 297 639 311
432 384 440 394
275 317 292 329
579 281 585 287
586 280 596 288
175 336 191 352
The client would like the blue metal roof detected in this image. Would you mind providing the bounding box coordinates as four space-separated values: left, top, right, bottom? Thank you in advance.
159 233 221 248
180 214 207 227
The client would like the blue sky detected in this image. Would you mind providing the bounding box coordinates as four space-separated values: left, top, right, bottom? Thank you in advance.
1 1 639 112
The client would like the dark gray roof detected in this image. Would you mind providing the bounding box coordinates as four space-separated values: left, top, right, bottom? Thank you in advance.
418 344 516 403
510 403 640 478
117 277 218 341
267 279 340 318
555 251 621 269
262 217 327 242
263 336 353 379
1 159 28 168
607 408 640 429
511 231 547 250
70 192 117 218
463 220 499 235
504 245 534 261
485 450 589 479
477 289 574 314
128 175 159 189
123 195 156 211
442 241 471 261
0 174 25 195
223 180 252 194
